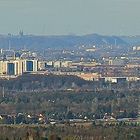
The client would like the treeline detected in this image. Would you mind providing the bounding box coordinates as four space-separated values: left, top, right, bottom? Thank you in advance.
0 74 140 119
0 74 90 91
0 89 139 119
0 125 140 140
0 74 140 91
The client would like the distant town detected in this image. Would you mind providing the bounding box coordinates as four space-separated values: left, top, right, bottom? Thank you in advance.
0 33 140 139
0 43 140 85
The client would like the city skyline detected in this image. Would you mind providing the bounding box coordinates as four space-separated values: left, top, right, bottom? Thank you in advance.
0 0 139 36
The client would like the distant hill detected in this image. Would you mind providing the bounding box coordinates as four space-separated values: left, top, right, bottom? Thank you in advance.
0 34 130 50
0 74 89 90
120 35 140 46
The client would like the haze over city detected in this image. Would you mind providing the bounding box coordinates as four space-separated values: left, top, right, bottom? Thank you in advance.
0 0 140 140
0 0 140 35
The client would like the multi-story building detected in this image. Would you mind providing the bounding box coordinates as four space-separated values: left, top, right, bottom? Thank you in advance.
25 60 38 72
0 59 38 76
0 60 8 75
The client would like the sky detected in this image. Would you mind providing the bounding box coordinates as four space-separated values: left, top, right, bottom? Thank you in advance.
0 0 139 36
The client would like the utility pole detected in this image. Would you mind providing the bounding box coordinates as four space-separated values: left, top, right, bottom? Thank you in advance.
138 96 140 120
8 40 11 50
2 87 5 98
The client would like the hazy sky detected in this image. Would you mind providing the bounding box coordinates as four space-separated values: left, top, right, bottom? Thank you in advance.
0 0 139 35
